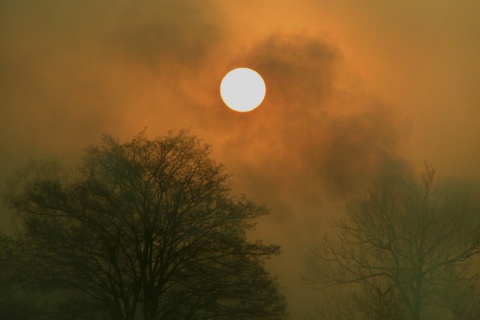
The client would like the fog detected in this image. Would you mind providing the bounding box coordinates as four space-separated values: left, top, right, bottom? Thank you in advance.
1 1 480 317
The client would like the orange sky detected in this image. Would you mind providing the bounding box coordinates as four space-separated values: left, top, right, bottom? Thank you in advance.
1 1 480 317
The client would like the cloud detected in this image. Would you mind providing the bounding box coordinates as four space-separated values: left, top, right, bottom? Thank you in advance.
0 0 225 230
108 0 223 72
216 34 410 202
0 0 224 153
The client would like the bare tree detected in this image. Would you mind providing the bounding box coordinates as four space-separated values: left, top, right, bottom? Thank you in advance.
7 131 287 320
436 269 480 320
353 282 405 320
305 288 358 320
305 282 405 320
0 235 40 319
305 165 480 320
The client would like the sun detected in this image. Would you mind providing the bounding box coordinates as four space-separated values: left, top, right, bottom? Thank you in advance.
220 68 266 112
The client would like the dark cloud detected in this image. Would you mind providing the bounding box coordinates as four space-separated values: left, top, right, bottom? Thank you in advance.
0 0 224 231
217 34 410 202
0 0 223 149
109 0 222 71
247 34 337 108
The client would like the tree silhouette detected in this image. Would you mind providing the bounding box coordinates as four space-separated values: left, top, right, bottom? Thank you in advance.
6 131 287 320
305 165 480 320
306 282 406 320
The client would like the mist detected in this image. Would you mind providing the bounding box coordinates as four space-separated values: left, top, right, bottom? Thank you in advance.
1 1 480 318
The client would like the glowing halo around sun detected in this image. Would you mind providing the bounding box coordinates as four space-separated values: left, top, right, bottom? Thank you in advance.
220 68 266 112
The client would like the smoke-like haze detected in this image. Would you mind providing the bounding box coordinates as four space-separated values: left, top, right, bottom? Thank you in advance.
2 0 480 318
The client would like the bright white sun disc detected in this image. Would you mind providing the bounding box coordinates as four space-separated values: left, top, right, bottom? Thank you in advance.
220 68 266 112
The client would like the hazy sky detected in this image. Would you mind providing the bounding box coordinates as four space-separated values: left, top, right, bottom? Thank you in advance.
2 1 480 317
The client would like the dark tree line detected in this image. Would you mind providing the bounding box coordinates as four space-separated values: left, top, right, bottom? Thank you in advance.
2 131 287 320
305 165 480 320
